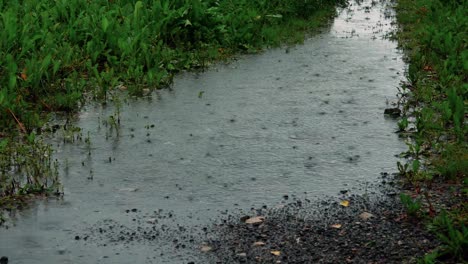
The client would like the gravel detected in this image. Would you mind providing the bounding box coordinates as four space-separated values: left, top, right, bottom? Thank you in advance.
76 174 457 263
200 192 438 263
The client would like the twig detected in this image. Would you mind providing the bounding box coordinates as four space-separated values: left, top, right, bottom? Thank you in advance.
7 108 27 134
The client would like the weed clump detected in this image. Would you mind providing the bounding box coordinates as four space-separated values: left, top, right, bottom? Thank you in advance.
0 135 61 213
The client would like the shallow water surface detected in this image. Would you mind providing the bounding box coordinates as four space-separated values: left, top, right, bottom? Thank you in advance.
1 1 407 263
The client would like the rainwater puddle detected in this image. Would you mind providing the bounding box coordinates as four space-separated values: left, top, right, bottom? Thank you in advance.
1 1 407 263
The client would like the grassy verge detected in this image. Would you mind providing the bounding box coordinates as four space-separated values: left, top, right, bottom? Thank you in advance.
0 0 347 220
394 0 467 262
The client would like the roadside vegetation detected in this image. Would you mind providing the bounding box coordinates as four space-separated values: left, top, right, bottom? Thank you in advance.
394 0 467 262
0 0 347 222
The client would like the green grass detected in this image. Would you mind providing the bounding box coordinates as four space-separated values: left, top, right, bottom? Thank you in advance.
400 193 422 218
426 211 468 261
395 0 467 262
0 0 346 132
0 0 347 216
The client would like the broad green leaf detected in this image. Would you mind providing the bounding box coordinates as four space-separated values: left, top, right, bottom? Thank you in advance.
0 90 5 105
134 1 143 21
41 54 52 71
102 17 109 33
0 139 9 152
28 132 36 144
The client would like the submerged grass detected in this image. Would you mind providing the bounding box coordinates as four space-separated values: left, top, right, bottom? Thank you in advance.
0 135 60 225
0 0 347 217
394 0 467 261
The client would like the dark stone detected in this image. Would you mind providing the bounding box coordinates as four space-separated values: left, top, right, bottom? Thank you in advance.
0 257 8 264
52 124 60 133
384 108 401 117
74 235 80 240
240 215 250 222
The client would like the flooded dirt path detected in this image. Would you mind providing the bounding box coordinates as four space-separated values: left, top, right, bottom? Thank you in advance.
1 1 407 263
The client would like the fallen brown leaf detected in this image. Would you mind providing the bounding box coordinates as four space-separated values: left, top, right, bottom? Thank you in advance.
245 216 265 224
330 224 342 229
359 212 374 221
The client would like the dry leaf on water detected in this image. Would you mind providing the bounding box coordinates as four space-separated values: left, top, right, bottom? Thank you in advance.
245 216 265 224
340 200 350 207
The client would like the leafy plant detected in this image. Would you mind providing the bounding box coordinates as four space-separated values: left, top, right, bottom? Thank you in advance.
0 137 60 201
434 144 468 179
428 211 468 261
398 116 409 131
397 161 410 176
400 193 422 217
417 250 439 264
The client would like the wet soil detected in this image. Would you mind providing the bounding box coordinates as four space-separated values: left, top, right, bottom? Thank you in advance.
198 179 438 264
